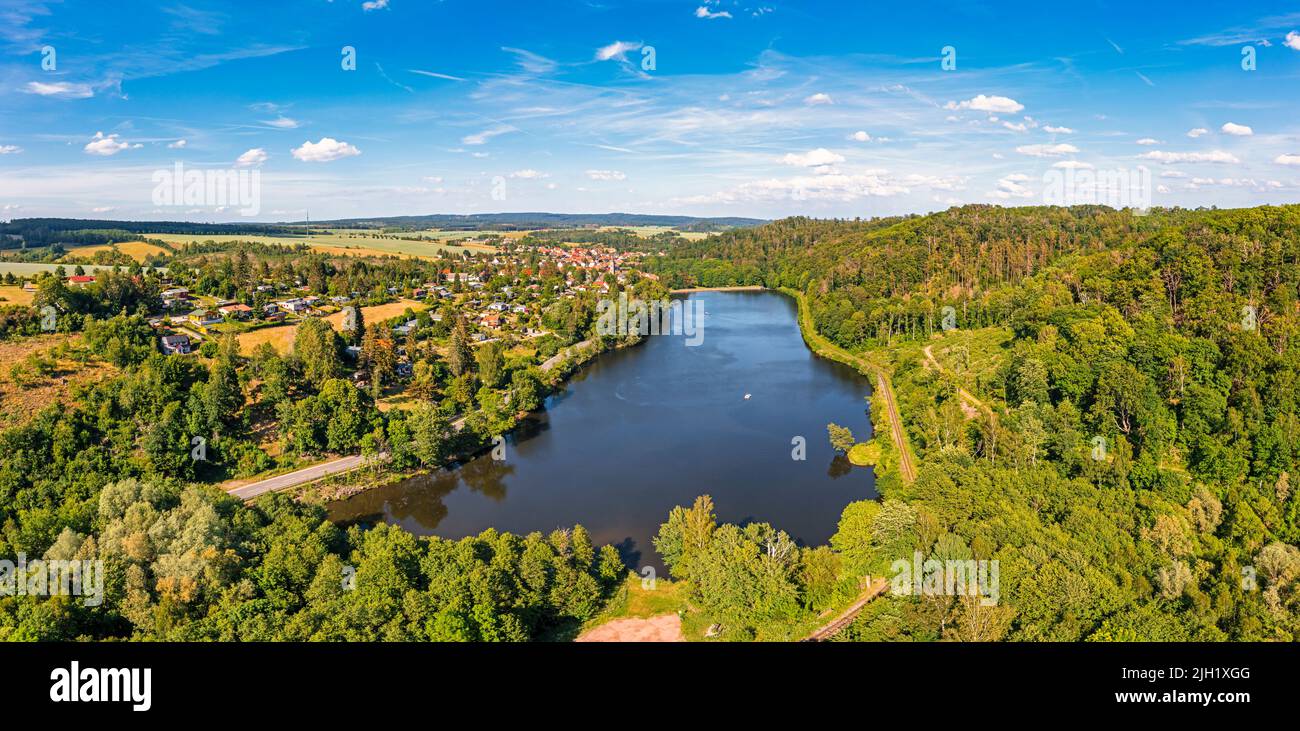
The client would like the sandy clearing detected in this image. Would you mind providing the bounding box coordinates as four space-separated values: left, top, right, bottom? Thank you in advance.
575 614 683 642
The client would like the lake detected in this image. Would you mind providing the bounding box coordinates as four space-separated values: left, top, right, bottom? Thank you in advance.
327 289 877 573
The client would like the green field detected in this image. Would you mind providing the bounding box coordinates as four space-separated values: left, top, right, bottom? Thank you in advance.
144 229 497 260
599 225 709 240
0 262 159 277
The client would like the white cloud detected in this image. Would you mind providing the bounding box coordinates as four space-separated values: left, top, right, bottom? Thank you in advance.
695 6 732 19
83 132 137 156
91 206 115 213
1015 143 1079 157
1043 125 1074 134
1285 31 1300 51
1052 160 1093 169
509 169 547 179
945 94 1024 114
803 93 834 106
0 145 22 154
595 41 642 62
1274 154 1300 166
167 139 187 149
1135 138 1162 145
236 148 268 167
23 81 93 99
849 131 871 142
1138 149 1240 164
263 116 300 129
1221 122 1253 136
461 125 515 145
677 170 916 204
1002 121 1028 132
781 148 845 167
586 169 627 181
1185 177 1280 190
1187 127 1209 138
291 137 360 162
362 0 389 11
989 173 1033 199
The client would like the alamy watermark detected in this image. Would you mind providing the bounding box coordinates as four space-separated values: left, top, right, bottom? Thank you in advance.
889 551 1000 606
151 162 261 216
1042 165 1151 213
595 292 705 346
0 554 104 607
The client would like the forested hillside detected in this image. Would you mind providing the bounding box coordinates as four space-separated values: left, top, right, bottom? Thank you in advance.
652 205 1300 641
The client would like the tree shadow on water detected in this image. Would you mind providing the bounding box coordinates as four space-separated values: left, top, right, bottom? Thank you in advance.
826 454 853 479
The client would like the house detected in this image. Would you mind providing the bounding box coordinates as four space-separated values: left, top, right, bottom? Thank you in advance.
393 319 418 336
160 287 189 300
159 334 191 355
66 275 95 286
481 312 502 329
277 298 311 314
188 309 222 328
218 303 253 319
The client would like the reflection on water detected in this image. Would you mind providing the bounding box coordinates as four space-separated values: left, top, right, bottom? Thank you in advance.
328 290 877 573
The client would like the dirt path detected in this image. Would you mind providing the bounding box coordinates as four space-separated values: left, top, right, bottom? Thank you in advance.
922 344 996 424
576 614 683 642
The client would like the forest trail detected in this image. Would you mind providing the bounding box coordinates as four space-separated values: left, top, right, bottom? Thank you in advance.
922 344 998 425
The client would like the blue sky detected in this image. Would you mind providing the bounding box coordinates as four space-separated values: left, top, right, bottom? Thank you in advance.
3 0 1300 221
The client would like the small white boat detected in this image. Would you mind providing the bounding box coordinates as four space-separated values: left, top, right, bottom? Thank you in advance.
743 393 752 400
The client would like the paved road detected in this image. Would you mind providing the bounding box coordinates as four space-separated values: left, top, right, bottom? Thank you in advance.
229 453 371 500
228 413 471 501
540 339 593 373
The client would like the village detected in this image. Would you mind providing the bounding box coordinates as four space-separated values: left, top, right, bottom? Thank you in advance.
20 242 659 402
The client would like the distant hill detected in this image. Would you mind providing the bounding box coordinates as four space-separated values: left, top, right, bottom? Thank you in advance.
0 213 765 249
0 218 301 249
292 212 767 231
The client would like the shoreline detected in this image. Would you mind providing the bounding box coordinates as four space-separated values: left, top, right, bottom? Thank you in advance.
668 285 765 294
292 286 910 508
290 334 645 505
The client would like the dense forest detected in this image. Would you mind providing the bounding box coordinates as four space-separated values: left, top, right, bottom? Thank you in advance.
0 238 652 640
4 205 1300 641
650 204 1300 641
0 218 302 249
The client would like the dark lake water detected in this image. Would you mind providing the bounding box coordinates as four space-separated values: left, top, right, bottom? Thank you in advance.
326 290 877 573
